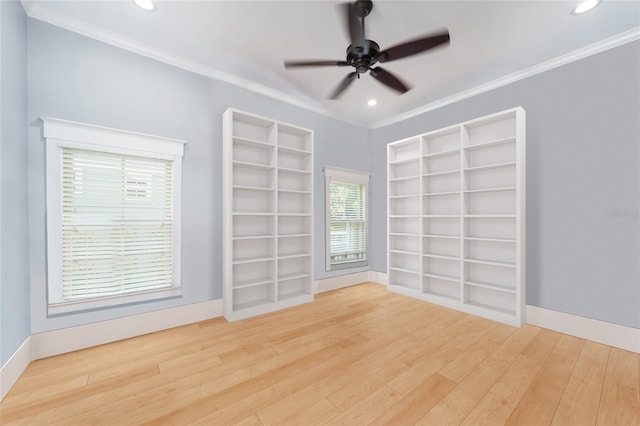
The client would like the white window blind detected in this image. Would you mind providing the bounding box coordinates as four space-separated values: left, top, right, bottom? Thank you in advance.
329 181 366 265
43 117 185 313
61 148 174 301
325 166 369 270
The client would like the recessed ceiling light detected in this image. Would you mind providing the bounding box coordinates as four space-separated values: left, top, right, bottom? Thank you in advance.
368 99 377 107
133 0 156 12
571 0 602 15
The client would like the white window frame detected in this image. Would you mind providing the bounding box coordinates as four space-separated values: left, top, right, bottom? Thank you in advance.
324 166 370 271
42 117 186 314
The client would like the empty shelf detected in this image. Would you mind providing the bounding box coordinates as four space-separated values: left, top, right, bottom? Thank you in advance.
464 258 516 268
464 280 516 294
464 136 515 151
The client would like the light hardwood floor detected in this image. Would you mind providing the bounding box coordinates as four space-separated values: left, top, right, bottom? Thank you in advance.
1 283 638 425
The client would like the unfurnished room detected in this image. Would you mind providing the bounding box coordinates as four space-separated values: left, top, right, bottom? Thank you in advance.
0 0 639 424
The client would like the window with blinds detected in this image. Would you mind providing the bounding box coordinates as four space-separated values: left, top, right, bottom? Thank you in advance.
324 166 369 270
61 148 173 301
329 181 366 265
43 117 185 314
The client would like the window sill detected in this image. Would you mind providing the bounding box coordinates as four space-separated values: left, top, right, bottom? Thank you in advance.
48 287 182 315
327 260 368 272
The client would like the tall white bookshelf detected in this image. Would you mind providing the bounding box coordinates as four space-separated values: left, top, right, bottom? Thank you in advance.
223 108 313 321
387 107 526 326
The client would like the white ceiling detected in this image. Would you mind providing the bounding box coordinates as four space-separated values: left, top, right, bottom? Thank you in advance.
22 0 640 128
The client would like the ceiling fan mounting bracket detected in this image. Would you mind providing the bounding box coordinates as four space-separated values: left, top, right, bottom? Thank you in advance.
353 0 373 18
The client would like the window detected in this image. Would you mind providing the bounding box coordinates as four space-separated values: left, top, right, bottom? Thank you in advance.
43 118 185 314
324 166 369 270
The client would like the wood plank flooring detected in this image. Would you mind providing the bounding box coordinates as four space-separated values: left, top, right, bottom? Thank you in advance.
1 283 638 425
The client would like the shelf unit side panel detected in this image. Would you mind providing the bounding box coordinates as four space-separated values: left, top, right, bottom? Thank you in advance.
459 125 468 303
515 108 526 325
222 109 234 319
387 143 391 290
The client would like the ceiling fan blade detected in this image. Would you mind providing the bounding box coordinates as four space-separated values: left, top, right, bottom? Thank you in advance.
370 67 411 94
343 2 366 49
285 60 349 68
329 72 358 99
377 31 450 63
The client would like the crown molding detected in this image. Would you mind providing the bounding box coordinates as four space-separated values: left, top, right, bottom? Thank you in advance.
371 26 640 130
22 3 639 132
22 3 370 129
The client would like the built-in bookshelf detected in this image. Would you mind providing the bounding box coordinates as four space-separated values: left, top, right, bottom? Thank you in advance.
223 109 313 321
387 107 526 326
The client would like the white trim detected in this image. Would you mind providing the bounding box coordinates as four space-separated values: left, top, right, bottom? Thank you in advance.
515 108 527 326
48 288 183 315
4 281 636 401
324 168 370 271
0 337 32 401
43 118 185 312
371 28 640 129
323 166 370 185
23 5 639 131
31 298 222 360
369 271 388 286
325 174 330 272
24 5 368 130
313 271 373 294
42 117 186 157
45 138 63 303
526 305 640 354
371 272 638 353
1 299 223 401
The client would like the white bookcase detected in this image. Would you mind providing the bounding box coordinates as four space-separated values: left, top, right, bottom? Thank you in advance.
387 107 526 326
223 108 313 321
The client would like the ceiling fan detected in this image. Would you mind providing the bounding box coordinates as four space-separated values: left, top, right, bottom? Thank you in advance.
284 0 450 99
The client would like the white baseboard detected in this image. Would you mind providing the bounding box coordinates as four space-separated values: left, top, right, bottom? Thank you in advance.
0 336 32 400
526 305 639 353
313 271 374 294
4 276 636 402
369 271 388 286
375 272 638 353
30 272 379 365
31 299 223 360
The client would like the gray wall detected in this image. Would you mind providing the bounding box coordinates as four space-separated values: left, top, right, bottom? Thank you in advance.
1 0 31 366
28 19 369 334
369 41 640 329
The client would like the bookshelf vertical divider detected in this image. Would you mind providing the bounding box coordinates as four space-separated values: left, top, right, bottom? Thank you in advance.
459 125 467 304
223 108 314 322
388 107 526 326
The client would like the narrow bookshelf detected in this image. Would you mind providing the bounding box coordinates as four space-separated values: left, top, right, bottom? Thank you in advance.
223 109 313 321
387 107 526 326
387 137 422 292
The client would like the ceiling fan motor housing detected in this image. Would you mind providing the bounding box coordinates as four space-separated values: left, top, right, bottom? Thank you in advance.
347 40 380 73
